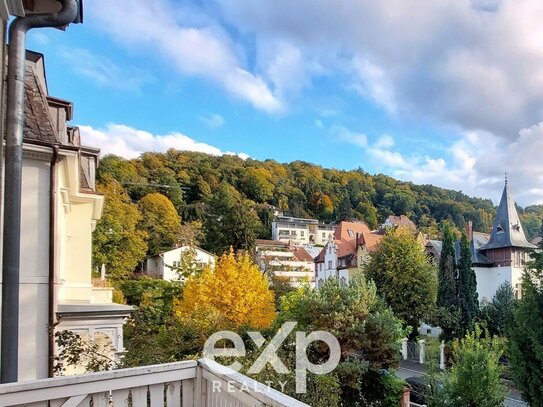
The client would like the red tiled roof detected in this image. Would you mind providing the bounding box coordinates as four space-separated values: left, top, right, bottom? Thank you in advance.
293 247 314 262
387 215 416 229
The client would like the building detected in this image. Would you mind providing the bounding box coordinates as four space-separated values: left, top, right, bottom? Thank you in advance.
143 245 216 281
271 214 336 245
254 239 315 287
0 49 133 380
382 214 417 231
315 221 382 287
425 181 537 301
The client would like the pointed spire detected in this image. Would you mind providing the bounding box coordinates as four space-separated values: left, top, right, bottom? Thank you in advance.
481 179 536 250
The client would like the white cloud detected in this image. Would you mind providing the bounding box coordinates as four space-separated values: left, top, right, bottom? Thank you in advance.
86 0 282 113
331 125 368 148
335 123 543 205
315 119 324 128
59 48 151 91
214 0 543 138
200 113 225 128
79 124 249 160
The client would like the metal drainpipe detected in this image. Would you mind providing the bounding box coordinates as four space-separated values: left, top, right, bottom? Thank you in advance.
1 0 77 384
48 144 60 378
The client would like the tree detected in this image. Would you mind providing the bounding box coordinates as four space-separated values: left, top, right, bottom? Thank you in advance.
138 192 181 255
92 177 147 279
276 273 406 405
366 228 438 336
479 282 514 336
438 224 457 309
204 183 261 253
508 253 543 406
457 232 478 334
173 250 275 329
428 326 507 407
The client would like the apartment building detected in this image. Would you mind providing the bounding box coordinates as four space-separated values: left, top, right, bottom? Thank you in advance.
271 214 336 246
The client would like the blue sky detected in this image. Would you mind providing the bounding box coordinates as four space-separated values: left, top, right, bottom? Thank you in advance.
26 0 543 205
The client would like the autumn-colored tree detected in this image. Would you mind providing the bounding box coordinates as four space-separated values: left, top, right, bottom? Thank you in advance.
92 177 147 279
138 192 181 255
173 250 275 329
366 228 438 335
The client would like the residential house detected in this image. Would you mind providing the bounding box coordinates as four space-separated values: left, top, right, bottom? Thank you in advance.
382 214 417 230
315 221 382 287
0 49 132 380
271 213 336 245
255 239 315 287
143 245 216 281
424 181 537 301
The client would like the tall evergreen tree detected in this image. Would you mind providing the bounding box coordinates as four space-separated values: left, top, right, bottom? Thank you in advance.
438 224 457 309
457 232 478 333
508 252 543 406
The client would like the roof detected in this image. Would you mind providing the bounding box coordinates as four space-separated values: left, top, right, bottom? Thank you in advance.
386 215 416 229
23 59 57 144
57 303 133 317
147 244 216 259
480 182 537 250
255 239 290 248
334 221 372 241
531 236 542 247
292 247 314 262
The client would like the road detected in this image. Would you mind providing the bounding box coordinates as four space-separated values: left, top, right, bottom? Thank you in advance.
395 360 528 407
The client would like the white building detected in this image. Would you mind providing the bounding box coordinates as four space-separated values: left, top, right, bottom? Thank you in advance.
143 245 216 281
255 240 315 287
271 214 336 245
315 221 383 288
0 50 132 380
424 181 537 302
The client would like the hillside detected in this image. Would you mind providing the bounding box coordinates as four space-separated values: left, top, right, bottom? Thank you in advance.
94 150 543 265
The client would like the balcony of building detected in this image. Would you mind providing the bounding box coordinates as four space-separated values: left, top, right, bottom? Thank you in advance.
0 358 308 407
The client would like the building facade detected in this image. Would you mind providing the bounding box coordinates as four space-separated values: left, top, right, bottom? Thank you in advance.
271 214 336 246
255 239 315 287
0 50 131 380
424 181 536 302
315 221 382 287
143 245 216 281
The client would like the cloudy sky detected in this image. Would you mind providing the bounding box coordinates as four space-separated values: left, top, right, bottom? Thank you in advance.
27 0 543 205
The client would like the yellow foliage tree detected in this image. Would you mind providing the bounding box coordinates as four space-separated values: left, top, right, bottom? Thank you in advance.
174 250 276 329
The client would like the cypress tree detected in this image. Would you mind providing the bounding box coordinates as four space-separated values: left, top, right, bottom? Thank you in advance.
438 224 457 309
509 253 543 406
457 232 478 333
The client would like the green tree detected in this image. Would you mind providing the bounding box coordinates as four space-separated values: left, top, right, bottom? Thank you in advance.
92 177 147 279
204 183 261 253
457 232 478 334
438 224 457 309
138 192 181 255
428 326 507 407
366 228 438 336
479 282 514 336
508 253 543 406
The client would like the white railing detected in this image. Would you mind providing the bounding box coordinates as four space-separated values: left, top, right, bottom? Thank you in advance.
0 358 309 407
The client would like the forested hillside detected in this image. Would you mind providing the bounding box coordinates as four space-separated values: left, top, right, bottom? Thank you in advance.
93 150 543 278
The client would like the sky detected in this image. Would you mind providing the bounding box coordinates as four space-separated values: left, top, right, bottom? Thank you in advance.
25 0 543 206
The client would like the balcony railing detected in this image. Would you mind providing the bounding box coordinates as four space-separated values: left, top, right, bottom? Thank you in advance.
0 358 308 407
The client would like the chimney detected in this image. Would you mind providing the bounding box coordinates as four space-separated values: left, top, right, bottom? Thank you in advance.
466 221 473 242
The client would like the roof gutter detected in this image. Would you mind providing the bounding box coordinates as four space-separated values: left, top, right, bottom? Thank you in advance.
1 0 78 384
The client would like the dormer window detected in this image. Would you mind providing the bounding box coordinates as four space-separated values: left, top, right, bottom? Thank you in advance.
496 224 503 233
347 229 355 238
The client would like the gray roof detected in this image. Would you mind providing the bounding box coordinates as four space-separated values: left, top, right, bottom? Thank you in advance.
480 182 537 250
454 233 493 266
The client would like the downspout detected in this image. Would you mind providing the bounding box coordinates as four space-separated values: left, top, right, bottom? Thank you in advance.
1 0 78 383
48 144 60 378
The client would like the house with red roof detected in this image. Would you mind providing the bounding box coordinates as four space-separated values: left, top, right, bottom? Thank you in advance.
315 221 383 287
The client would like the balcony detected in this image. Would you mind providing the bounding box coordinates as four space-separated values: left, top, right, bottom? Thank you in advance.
0 358 308 407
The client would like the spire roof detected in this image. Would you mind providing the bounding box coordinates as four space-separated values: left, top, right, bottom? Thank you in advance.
480 181 537 250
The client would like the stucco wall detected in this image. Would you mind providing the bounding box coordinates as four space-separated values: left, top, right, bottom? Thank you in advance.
474 265 522 302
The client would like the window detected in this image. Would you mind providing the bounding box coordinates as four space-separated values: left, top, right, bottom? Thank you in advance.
322 232 326 238
301 231 305 237
172 261 180 268
347 229 355 238
291 230 297 236
328 260 332 269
